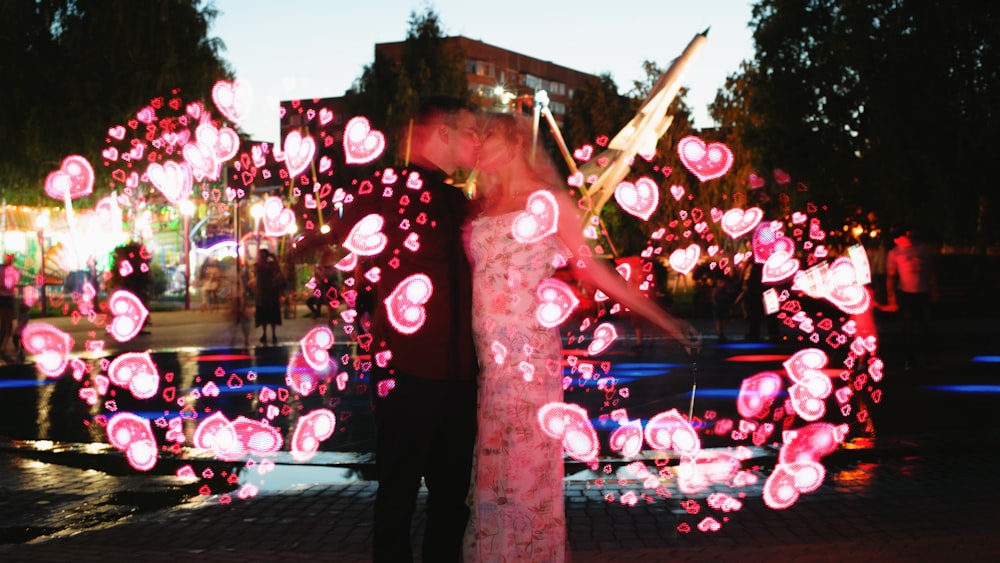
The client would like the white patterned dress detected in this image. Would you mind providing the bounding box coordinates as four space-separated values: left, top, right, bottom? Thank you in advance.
463 209 568 562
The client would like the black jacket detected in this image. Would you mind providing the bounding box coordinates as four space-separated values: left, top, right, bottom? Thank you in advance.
321 164 478 382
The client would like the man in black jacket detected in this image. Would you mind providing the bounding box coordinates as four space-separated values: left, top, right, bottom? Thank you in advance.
300 95 481 562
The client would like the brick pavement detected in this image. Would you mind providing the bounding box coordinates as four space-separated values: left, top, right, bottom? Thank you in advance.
2 443 1000 562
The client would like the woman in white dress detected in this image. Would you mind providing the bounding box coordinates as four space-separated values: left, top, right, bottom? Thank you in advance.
463 112 699 562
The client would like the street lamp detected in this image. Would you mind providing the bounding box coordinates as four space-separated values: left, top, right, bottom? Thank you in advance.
492 84 514 110
179 199 195 310
34 211 50 315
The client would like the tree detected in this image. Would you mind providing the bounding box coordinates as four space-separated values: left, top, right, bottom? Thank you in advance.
0 0 232 203
743 0 1000 245
344 6 468 160
563 65 703 258
563 73 632 154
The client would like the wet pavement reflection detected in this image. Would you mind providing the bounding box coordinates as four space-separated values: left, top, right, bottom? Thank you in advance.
0 311 998 536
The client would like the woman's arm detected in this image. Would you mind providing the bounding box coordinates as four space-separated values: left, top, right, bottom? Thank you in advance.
552 188 701 351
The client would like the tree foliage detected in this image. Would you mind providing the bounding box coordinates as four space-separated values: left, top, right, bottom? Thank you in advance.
709 60 813 226
737 0 1000 245
563 73 633 154
563 64 702 258
0 0 232 203
344 6 468 159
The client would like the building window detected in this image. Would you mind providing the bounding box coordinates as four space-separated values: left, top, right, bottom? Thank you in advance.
550 101 566 115
467 60 493 77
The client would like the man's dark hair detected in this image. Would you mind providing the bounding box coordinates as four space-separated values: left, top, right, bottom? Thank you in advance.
413 94 475 128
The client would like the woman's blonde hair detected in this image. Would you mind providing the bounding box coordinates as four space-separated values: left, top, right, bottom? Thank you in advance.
482 112 565 189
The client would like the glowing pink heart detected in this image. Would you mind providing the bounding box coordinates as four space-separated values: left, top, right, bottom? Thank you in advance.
669 244 701 275
586 323 618 355
535 278 580 328
512 190 559 243
186 123 239 182
283 130 316 178
231 416 283 457
146 160 193 204
644 408 700 456
537 402 599 463
697 517 722 533
384 274 432 335
192 412 243 461
676 452 741 494
609 419 644 458
262 196 295 236
334 252 358 273
166 418 185 443
107 412 158 472
258 386 277 403
376 377 396 396
721 207 763 239
824 257 871 315
290 408 336 462
78 387 98 406
736 371 783 420
707 492 743 513
761 250 799 283
44 155 94 201
669 185 685 201
677 136 733 182
285 352 323 396
21 322 74 378
94 374 109 394
107 290 149 342
614 176 659 221
782 347 828 383
343 214 387 256
299 326 334 371
778 422 846 465
343 116 385 164
108 351 160 400
763 461 825 509
202 381 221 397
753 230 795 265
788 373 832 421
211 80 251 124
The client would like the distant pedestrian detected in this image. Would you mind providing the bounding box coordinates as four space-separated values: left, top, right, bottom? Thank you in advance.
305 248 338 320
867 232 889 306
710 267 742 343
0 255 17 359
11 299 29 363
200 258 222 312
253 249 285 345
743 260 780 343
885 226 937 368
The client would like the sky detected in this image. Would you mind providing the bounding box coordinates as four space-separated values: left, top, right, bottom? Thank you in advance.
209 0 757 144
